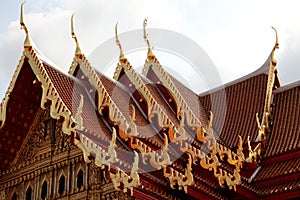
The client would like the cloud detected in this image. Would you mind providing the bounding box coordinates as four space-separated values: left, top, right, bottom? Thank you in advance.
0 0 184 99
1 0 300 100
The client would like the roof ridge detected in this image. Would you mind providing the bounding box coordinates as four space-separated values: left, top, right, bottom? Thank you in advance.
200 57 270 96
273 79 300 94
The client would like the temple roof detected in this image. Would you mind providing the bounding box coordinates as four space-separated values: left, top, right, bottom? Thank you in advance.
0 6 299 199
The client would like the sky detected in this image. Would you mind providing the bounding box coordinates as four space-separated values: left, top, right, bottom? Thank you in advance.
1 0 300 100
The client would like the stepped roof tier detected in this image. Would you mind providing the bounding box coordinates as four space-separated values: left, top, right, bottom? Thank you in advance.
0 5 299 200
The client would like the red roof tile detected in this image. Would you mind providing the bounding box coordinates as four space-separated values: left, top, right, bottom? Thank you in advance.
43 62 112 143
254 157 300 182
265 82 300 157
169 75 209 127
200 74 268 147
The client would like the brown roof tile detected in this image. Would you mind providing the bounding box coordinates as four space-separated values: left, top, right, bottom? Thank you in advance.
258 179 300 197
169 75 209 127
142 76 180 127
43 62 111 142
254 157 300 182
96 71 164 146
265 82 300 157
200 74 268 147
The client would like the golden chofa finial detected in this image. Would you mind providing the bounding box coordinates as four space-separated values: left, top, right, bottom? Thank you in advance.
115 23 125 60
271 27 279 65
71 14 83 58
272 26 279 49
143 18 155 59
20 2 32 50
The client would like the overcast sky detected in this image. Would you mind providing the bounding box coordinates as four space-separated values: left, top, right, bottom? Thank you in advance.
1 0 300 100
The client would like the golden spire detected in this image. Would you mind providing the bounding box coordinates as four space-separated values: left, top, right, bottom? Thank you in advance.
143 18 155 59
71 13 83 58
20 2 32 50
115 23 125 60
271 27 279 65
256 27 280 142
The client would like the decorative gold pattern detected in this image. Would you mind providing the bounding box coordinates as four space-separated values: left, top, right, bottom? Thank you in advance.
112 23 250 192
246 136 261 163
69 55 137 142
164 153 194 193
68 52 186 195
142 19 213 144
149 133 171 169
110 151 141 196
25 49 79 135
199 136 244 191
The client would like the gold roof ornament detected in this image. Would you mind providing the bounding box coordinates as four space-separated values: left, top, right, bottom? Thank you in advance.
143 18 155 59
256 27 280 143
20 2 32 50
271 26 279 66
164 153 194 193
115 23 125 61
110 151 141 196
71 14 83 58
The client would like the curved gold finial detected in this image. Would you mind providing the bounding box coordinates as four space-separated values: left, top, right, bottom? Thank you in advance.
71 13 82 57
115 23 125 60
270 27 279 68
20 2 32 50
271 26 279 50
143 18 154 58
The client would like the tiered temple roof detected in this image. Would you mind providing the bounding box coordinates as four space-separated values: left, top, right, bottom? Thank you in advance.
0 3 299 199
